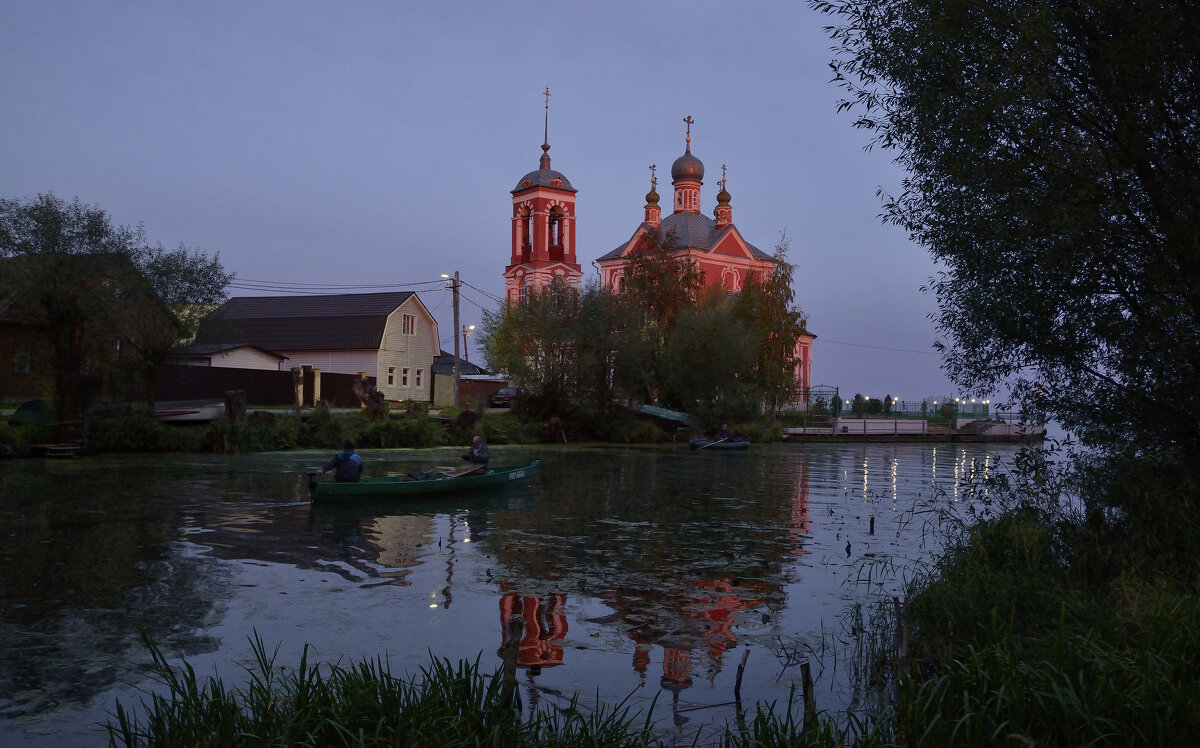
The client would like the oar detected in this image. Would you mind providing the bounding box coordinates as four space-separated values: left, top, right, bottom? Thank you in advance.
441 465 483 478
698 437 728 449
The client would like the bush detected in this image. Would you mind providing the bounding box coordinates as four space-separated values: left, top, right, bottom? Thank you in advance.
89 410 205 453
301 402 344 448
355 412 444 448
603 418 667 444
0 421 42 458
479 413 542 445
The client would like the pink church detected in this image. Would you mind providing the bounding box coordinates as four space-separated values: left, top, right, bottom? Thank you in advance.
503 109 814 395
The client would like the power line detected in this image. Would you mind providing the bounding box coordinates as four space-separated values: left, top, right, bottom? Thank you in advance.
228 278 446 294
461 280 504 304
816 337 940 355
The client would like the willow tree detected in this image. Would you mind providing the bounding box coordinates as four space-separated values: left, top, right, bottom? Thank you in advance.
813 0 1200 459
616 230 705 403
733 232 807 422
813 0 1200 574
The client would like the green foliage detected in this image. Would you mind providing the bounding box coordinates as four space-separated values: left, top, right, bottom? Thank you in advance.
301 402 343 448
660 294 757 429
350 411 444 449
0 421 43 458
479 413 544 445
108 631 661 748
813 0 1200 462
204 414 286 454
889 506 1200 745
88 410 205 453
482 279 648 420
732 232 807 421
0 193 231 431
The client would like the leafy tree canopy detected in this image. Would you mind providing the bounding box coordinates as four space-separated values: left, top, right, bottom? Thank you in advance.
813 0 1200 459
0 193 233 422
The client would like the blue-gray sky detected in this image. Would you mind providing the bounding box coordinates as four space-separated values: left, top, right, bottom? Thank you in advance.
1 1 968 401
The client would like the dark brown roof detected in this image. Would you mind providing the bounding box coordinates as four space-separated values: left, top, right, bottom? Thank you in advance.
196 292 419 350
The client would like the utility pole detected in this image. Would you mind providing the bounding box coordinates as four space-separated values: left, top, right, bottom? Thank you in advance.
462 324 475 365
451 271 460 408
444 271 461 408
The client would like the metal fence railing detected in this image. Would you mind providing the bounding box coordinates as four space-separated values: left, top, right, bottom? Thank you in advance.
785 388 992 422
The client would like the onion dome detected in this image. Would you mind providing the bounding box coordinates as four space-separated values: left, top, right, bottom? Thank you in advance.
716 185 731 205
645 185 660 205
671 146 705 183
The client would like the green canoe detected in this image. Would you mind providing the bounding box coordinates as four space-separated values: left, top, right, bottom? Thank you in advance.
309 459 540 500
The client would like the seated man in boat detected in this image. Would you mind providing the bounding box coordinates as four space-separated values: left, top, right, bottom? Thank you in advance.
315 441 363 482
460 435 490 475
716 424 732 441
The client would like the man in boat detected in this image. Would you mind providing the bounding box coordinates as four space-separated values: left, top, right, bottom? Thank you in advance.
461 435 490 475
716 424 732 442
315 441 363 482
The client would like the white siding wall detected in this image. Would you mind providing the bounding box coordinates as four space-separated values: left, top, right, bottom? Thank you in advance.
378 299 439 402
275 350 379 376
211 348 286 371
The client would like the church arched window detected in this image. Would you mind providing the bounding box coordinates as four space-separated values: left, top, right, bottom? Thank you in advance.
549 207 562 247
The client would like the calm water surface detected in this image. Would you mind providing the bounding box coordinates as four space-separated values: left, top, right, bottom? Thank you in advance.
0 442 1018 746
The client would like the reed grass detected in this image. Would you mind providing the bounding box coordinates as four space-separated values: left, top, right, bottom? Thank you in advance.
107 629 664 748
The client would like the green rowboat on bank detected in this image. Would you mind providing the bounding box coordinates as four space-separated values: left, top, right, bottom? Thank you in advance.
689 436 750 450
309 459 541 500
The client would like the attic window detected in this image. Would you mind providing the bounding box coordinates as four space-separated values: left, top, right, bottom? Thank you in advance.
522 179 532 187
551 179 562 186
402 314 416 335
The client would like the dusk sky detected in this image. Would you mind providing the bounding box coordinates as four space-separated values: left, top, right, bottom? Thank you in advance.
1 1 973 402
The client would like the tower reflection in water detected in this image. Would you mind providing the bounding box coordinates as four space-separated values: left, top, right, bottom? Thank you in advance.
490 463 810 705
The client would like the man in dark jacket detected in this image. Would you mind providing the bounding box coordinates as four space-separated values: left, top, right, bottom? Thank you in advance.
316 441 363 482
461 435 490 475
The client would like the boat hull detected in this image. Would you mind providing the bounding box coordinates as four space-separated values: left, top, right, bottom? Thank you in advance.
310 459 540 500
689 438 750 450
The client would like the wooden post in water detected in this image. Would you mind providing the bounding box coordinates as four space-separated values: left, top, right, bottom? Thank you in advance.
801 661 816 731
500 614 524 709
870 516 875 535
734 648 750 699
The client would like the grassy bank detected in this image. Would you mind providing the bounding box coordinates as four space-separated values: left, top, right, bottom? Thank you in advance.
1 402 760 457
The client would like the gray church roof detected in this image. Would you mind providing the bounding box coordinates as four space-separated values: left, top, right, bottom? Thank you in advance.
596 211 772 262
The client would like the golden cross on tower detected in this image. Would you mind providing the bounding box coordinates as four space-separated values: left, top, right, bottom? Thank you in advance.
683 115 694 144
649 164 657 188
544 87 551 109
721 163 727 190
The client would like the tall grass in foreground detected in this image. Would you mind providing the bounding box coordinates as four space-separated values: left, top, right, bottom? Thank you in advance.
109 631 879 747
108 631 661 748
886 504 1200 745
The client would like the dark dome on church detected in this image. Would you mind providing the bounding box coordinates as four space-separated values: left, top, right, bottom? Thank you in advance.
512 167 577 194
671 148 704 183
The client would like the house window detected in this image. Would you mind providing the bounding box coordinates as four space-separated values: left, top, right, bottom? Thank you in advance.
402 314 416 335
13 345 30 374
416 369 423 387
401 368 410 386
387 367 395 385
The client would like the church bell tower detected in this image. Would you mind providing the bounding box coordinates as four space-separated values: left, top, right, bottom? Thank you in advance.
504 89 582 303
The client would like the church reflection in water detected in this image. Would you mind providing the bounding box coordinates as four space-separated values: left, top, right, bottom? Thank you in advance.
489 454 813 701
497 587 568 669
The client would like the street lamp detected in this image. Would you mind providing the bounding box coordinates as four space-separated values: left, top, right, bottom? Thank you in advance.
462 324 475 365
